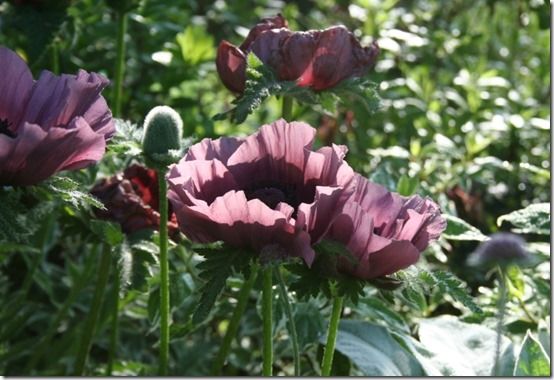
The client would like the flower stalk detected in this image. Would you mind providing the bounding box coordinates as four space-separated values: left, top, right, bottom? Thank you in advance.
492 266 508 376
282 96 293 121
321 293 344 376
262 266 273 376
158 168 170 375
276 267 300 376
113 10 128 117
73 243 112 375
212 264 259 375
106 266 120 375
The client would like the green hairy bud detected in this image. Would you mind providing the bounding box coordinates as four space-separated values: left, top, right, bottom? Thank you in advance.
142 105 183 154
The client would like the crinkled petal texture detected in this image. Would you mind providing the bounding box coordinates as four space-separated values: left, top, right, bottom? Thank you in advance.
215 14 379 93
168 119 355 265
0 46 114 186
91 164 179 238
329 175 446 279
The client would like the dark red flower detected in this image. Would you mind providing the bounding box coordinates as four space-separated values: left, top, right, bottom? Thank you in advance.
216 14 379 93
91 164 179 238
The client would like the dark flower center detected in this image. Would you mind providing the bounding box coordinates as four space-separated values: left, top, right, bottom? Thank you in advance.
245 181 300 210
0 118 16 138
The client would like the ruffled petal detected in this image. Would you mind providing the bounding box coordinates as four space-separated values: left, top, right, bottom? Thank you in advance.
167 159 238 204
296 185 344 244
0 46 33 128
183 135 243 164
239 14 288 51
226 119 316 186
23 70 111 133
171 190 314 263
216 41 247 93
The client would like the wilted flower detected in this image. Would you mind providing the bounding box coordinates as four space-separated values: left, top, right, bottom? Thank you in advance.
91 164 179 238
167 119 355 265
468 233 530 268
328 175 446 279
0 46 114 186
216 14 379 93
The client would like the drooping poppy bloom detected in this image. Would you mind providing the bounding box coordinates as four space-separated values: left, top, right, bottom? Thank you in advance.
91 164 179 238
216 14 379 93
328 175 446 279
0 46 114 186
167 119 355 265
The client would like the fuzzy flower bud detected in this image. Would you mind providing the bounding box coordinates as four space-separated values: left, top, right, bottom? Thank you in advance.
468 233 531 268
142 106 183 169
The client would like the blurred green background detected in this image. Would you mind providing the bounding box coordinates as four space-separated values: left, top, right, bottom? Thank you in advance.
0 0 550 376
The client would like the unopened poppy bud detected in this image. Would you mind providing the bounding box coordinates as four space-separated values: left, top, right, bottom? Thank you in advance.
142 106 183 167
468 233 531 268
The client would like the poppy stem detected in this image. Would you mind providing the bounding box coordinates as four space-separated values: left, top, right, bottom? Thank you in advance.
113 10 128 117
50 38 60 75
275 267 300 376
157 169 171 375
262 266 273 376
73 243 112 375
282 96 293 121
492 266 508 376
212 263 259 375
106 263 120 375
321 294 344 376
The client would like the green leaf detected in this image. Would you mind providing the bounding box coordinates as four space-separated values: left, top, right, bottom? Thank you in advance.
497 203 550 235
418 316 514 376
294 301 325 349
89 220 124 246
176 25 215 65
514 330 551 376
45 176 104 210
418 269 482 314
396 174 418 196
442 214 489 241
324 320 425 376
192 245 252 324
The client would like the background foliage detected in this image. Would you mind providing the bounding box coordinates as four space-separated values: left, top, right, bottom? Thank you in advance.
0 0 550 376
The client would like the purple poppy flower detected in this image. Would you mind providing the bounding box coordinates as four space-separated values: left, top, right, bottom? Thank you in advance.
328 175 446 279
0 46 114 186
167 119 355 265
216 14 379 93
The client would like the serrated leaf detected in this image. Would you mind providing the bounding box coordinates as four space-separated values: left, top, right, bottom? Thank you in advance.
89 220 124 246
45 176 104 210
419 269 482 314
514 330 551 376
442 214 489 241
192 245 252 324
497 203 550 235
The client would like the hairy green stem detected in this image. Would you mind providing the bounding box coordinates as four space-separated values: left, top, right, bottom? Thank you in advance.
492 267 507 376
106 265 120 375
321 295 344 376
73 244 112 375
212 264 259 375
275 267 300 376
262 266 273 376
282 96 293 121
158 169 170 375
50 39 60 75
113 11 128 117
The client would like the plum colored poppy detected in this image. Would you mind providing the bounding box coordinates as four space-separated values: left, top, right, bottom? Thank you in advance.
167 119 355 265
328 175 446 279
91 164 179 238
216 14 379 93
0 46 114 186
